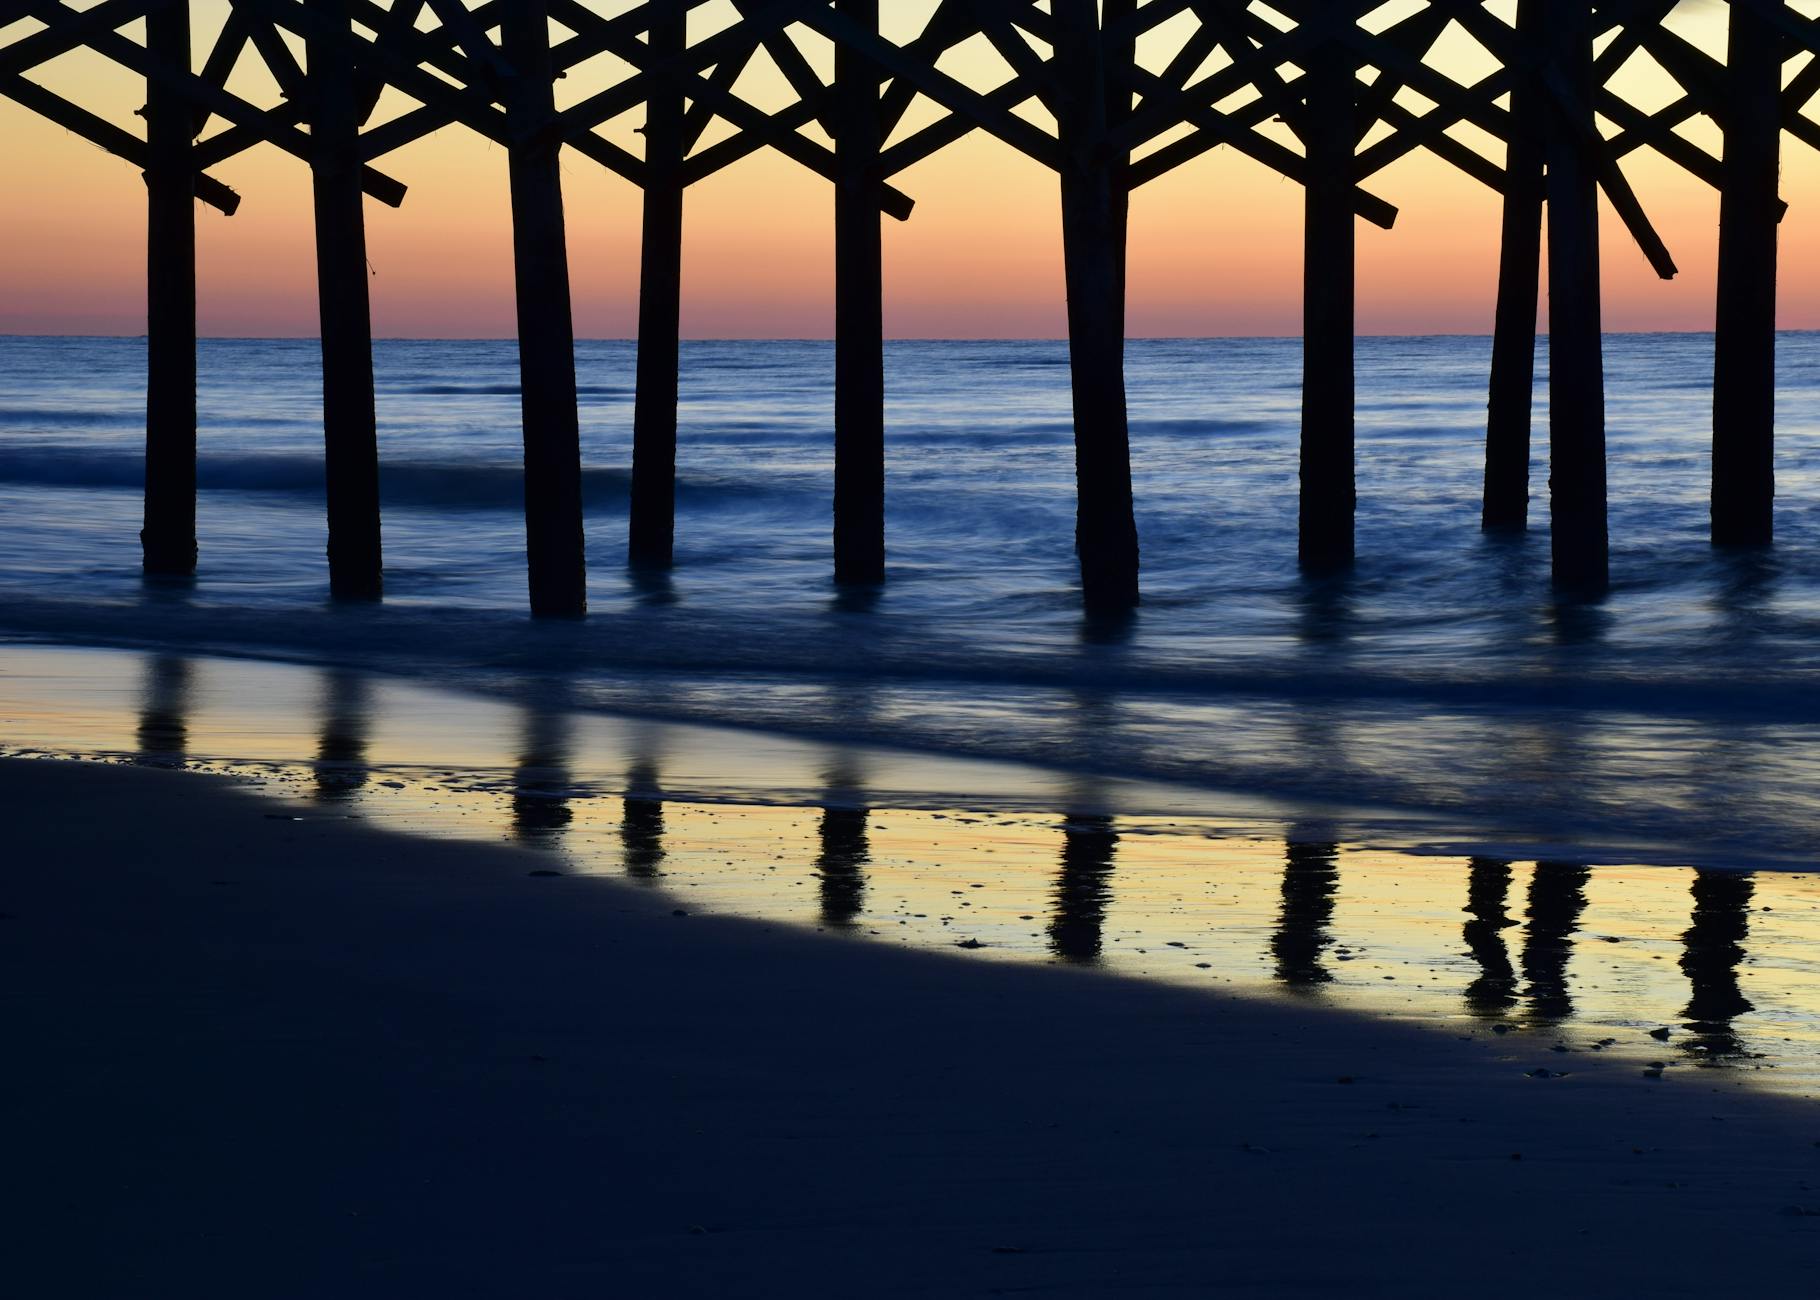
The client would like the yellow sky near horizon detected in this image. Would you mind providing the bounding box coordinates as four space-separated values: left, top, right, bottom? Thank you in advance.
3 0 1820 338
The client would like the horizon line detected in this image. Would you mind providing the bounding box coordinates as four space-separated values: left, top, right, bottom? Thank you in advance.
3 328 1810 344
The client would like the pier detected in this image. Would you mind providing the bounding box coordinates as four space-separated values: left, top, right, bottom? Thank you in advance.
1 0 1809 607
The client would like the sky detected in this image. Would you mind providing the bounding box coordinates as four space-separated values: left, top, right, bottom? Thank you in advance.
2 0 1819 339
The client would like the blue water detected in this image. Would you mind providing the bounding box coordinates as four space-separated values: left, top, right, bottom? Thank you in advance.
4 333 1820 864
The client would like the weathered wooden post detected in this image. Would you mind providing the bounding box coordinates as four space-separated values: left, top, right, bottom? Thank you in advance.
142 0 198 577
1298 28 1358 571
501 1 586 616
1542 1 1608 593
307 0 383 599
1482 0 1543 533
832 0 886 586
1053 0 1140 611
629 1 687 572
1711 0 1782 547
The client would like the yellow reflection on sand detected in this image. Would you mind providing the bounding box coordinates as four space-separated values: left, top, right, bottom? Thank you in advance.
5 641 1820 1096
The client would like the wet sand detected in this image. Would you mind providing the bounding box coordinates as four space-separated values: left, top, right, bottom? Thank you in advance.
4 758 1819 1296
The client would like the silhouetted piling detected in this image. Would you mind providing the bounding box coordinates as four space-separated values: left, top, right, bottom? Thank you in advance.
1272 841 1340 989
1049 814 1118 963
1299 37 1357 571
1462 857 1519 1017
502 2 587 616
1711 1 1782 548
629 5 687 572
512 710 575 842
1054 0 1140 611
1678 868 1755 1063
136 654 193 763
621 763 665 879
308 0 383 599
314 669 371 802
1520 860 1589 1024
1543 4 1609 594
816 804 870 928
141 0 198 577
833 0 886 587
1483 0 1543 533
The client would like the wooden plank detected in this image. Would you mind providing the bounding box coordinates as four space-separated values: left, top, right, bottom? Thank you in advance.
18 0 411 206
0 71 241 212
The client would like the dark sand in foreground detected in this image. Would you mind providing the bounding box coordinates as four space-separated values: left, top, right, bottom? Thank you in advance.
3 758 1817 1297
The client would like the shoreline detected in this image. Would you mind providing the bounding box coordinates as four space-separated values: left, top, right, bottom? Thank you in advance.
5 756 1820 1295
5 630 1820 874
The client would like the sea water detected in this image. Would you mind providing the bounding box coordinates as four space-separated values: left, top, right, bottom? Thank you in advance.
3 333 1820 865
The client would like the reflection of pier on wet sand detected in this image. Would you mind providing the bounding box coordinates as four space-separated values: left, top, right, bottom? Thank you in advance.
89 657 1818 1089
8 755 1820 1295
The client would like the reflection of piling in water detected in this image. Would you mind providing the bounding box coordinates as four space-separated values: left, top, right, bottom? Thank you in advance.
621 763 665 881
1679 869 1756 1064
816 806 870 929
512 710 575 844
314 671 371 803
1520 861 1590 1024
1271 841 1340 990
1048 815 1118 964
136 655 193 764
1462 857 1519 1017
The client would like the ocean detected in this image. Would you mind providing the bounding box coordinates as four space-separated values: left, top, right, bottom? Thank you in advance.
3 332 1820 867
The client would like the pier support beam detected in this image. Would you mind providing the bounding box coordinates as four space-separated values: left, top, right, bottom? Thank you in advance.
1054 0 1139 612
1543 1 1608 594
1483 0 1543 534
308 0 382 600
833 0 886 587
629 5 687 572
142 0 198 577
1711 0 1782 548
502 2 587 616
1299 35 1358 572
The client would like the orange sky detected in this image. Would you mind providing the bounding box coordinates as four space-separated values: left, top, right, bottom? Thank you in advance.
3 0 1819 338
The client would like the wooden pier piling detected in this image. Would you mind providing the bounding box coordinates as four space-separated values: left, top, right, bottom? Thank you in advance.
1483 0 1543 534
629 4 688 572
4 2 1775 614
1711 0 1782 548
1299 32 1359 572
308 0 383 600
1054 0 1140 612
1542 1 1609 594
502 2 587 617
141 0 198 578
833 0 887 587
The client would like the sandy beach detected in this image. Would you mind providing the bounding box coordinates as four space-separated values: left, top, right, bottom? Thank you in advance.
4 755 1818 1297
